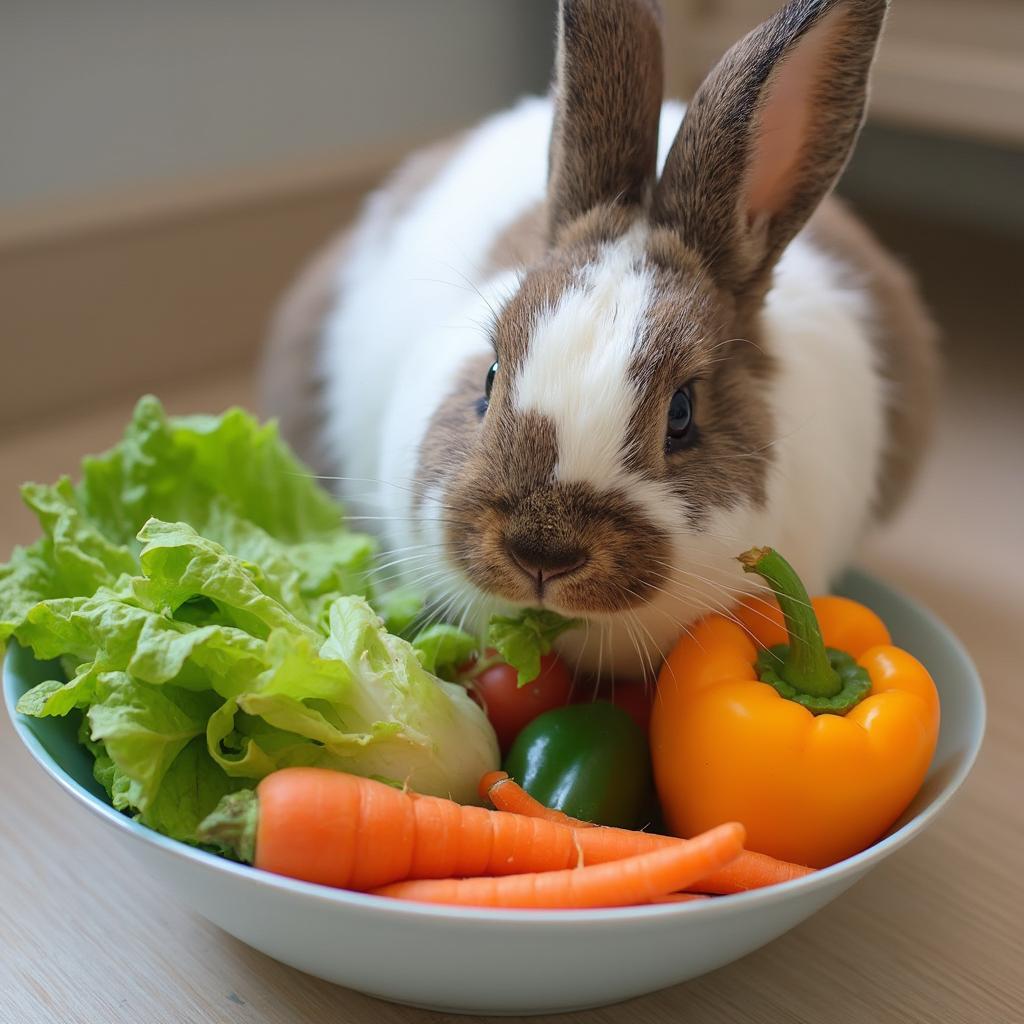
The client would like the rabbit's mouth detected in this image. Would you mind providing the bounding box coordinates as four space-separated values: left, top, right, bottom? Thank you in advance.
442 481 672 617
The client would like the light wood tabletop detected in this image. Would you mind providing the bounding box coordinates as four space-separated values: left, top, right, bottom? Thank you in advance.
2 355 1021 1024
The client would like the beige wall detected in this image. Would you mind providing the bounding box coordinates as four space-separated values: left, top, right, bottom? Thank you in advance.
1 0 555 213
2 0 1018 435
0 1 557 431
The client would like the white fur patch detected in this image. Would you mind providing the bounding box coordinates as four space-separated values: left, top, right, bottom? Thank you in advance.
319 97 553 529
514 226 653 487
756 236 884 593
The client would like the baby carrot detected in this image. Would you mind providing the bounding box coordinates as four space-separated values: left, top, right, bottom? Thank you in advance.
478 770 592 827
201 767 597 891
371 823 745 908
481 772 813 894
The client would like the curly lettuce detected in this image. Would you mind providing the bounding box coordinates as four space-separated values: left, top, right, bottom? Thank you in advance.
3 398 498 845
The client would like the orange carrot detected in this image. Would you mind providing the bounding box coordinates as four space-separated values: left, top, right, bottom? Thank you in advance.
477 771 591 828
481 772 813 894
650 893 711 904
371 823 745 908
201 767 648 892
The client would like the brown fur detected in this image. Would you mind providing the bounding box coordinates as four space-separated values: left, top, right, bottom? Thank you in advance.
653 0 888 302
625 229 777 523
420 207 679 615
548 0 664 242
442 404 673 612
415 350 497 498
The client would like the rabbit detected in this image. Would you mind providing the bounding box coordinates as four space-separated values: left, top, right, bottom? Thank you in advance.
262 0 937 678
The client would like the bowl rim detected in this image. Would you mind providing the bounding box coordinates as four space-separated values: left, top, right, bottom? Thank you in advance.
3 571 986 928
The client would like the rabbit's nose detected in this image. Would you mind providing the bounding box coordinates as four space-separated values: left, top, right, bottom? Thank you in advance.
505 538 588 584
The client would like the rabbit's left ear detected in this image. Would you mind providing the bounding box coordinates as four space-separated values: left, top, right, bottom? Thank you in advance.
653 0 888 297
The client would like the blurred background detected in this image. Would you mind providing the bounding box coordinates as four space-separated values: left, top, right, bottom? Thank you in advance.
2 0 1021 437
2 3 1022 1019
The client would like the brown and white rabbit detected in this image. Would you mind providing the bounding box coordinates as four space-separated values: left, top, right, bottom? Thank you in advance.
263 0 937 677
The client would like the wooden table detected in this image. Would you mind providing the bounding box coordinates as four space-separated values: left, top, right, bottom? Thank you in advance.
2 369 1021 1024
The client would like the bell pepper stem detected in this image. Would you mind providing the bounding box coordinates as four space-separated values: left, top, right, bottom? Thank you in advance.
738 547 842 698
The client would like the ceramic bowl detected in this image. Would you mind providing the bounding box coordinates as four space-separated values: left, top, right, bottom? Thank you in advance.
4 570 985 1015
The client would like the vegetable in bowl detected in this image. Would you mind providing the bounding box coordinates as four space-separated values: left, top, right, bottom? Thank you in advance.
651 546 942 868
503 701 654 829
0 397 503 842
198 765 787 907
0 392 986 1020
0 398 949 915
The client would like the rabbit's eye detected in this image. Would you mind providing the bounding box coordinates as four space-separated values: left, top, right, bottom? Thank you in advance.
665 385 697 453
477 361 498 419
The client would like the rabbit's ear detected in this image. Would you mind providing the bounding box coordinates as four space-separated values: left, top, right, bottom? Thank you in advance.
547 0 664 243
653 0 887 296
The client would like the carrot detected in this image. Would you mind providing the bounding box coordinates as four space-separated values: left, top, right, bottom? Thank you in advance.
201 767 642 892
371 822 745 908
477 771 591 828
650 893 711 904
481 772 814 894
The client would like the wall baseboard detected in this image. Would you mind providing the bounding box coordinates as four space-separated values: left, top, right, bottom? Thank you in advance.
3 115 1018 437
0 147 409 434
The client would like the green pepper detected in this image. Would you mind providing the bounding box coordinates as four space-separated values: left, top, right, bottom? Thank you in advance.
503 702 654 829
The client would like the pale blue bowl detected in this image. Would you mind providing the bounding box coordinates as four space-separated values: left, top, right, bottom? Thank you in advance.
3 571 985 1015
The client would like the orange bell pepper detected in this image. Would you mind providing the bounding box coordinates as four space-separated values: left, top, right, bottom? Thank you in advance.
650 547 940 868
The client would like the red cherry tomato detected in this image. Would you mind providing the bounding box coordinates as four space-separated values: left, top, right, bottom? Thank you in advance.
471 652 573 753
573 676 652 733
606 678 652 733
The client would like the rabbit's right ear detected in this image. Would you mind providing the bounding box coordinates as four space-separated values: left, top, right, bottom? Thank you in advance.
653 0 888 297
547 0 664 244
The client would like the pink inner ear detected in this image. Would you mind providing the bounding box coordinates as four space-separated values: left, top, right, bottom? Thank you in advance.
746 10 844 222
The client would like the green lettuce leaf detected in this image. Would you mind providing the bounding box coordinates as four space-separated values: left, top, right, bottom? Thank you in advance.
21 480 138 597
144 737 256 848
17 664 102 718
487 608 581 685
318 597 496 800
411 623 478 679
3 397 500 843
134 520 319 639
1 397 376 641
75 396 345 546
372 585 425 638
0 541 58 644
84 672 216 814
